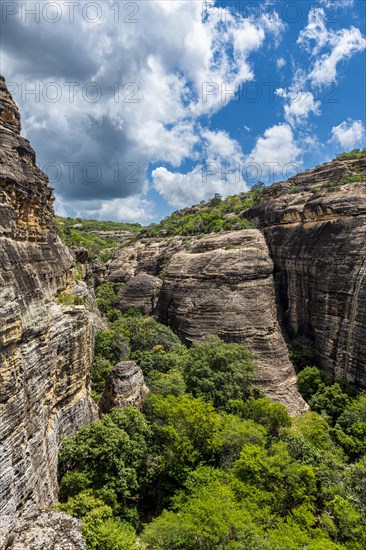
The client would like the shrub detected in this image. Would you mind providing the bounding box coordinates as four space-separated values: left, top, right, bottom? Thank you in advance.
57 293 85 306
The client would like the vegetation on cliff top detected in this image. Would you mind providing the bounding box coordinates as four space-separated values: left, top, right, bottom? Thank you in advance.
56 151 365 247
56 282 366 550
335 148 366 161
56 217 141 261
141 184 264 239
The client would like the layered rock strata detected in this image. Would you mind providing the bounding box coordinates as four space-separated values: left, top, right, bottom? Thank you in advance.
100 361 149 413
0 76 98 516
110 231 307 414
118 272 162 315
245 159 366 388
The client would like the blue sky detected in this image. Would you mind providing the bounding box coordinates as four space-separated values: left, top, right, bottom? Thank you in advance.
1 0 365 223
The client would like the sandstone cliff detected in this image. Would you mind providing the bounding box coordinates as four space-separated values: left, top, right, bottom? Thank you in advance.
0 76 98 516
109 158 366 409
109 232 307 414
244 158 366 389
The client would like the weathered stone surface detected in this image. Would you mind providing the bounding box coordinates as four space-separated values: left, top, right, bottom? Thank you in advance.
0 511 86 549
107 236 189 282
110 230 307 414
157 230 307 414
0 76 98 516
118 272 162 315
100 361 149 413
245 159 366 388
74 248 89 264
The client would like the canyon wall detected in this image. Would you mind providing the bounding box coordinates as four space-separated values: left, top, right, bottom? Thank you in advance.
245 158 366 388
0 76 99 516
109 159 366 407
108 231 307 414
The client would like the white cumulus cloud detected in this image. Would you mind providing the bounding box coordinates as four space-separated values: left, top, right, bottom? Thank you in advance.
298 7 366 86
331 119 365 149
246 124 302 181
152 128 248 208
277 88 320 126
2 0 285 219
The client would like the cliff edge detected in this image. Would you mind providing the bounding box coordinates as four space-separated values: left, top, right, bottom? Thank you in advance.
0 76 98 515
245 157 366 389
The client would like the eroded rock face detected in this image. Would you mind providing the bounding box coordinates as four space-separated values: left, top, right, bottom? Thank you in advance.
157 230 307 414
0 511 86 549
0 76 98 516
111 230 307 414
100 361 149 413
118 272 162 315
245 159 366 388
107 236 189 282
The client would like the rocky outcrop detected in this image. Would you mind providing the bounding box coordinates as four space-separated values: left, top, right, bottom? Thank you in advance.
110 230 307 414
0 511 86 549
245 159 366 388
109 159 366 406
107 236 189 282
100 361 149 413
0 76 98 516
118 272 162 315
157 230 307 414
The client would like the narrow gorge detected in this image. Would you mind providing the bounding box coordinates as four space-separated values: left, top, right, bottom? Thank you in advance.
0 74 366 547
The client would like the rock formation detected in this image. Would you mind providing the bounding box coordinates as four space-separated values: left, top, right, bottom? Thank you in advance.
0 76 99 516
244 158 366 389
100 361 149 413
107 235 189 282
0 511 86 549
109 159 366 408
118 272 162 315
110 231 307 414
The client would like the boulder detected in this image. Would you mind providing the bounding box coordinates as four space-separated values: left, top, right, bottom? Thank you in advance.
100 361 149 413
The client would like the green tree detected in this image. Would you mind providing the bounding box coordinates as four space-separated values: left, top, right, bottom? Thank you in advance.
142 481 267 550
309 383 351 424
183 335 256 408
58 408 154 509
146 394 222 483
95 282 123 317
148 368 187 397
56 492 137 549
335 396 366 459
94 328 129 364
238 397 291 438
91 355 114 398
291 411 333 451
297 366 324 401
233 442 317 514
113 315 181 353
131 345 187 377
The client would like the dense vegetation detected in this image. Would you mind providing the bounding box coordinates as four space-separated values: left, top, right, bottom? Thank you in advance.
57 283 366 549
142 184 264 238
56 217 141 261
335 148 366 161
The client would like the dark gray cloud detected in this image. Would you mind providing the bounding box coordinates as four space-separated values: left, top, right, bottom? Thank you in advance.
0 3 98 80
0 1 285 221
